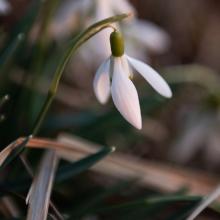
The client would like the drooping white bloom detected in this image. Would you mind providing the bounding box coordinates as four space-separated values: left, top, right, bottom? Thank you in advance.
0 0 10 15
51 0 170 63
123 19 170 55
94 31 172 129
50 0 91 39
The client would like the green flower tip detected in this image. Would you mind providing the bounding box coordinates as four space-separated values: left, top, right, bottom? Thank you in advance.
110 31 124 57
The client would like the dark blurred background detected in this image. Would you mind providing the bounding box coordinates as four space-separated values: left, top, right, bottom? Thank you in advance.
1 1 220 219
1 0 220 172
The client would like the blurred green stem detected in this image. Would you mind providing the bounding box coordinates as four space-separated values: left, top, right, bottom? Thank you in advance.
32 13 129 136
28 0 59 124
30 0 59 76
32 91 54 135
0 33 24 75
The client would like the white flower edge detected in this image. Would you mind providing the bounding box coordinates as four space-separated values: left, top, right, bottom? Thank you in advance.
111 58 142 129
126 55 172 98
123 19 170 53
110 0 136 15
93 54 172 129
93 58 111 104
0 0 10 14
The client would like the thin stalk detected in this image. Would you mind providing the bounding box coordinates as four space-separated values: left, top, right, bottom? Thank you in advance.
0 33 24 73
32 91 54 136
31 13 130 136
30 0 59 89
28 0 59 125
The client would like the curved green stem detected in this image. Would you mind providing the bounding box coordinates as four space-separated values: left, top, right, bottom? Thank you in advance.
32 13 130 136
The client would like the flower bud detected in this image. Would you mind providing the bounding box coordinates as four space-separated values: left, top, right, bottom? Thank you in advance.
110 31 124 57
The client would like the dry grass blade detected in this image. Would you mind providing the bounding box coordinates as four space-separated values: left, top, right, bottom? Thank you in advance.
0 136 31 167
1 135 220 200
0 197 20 218
26 150 58 220
0 135 103 169
186 185 220 220
56 134 220 199
0 140 19 166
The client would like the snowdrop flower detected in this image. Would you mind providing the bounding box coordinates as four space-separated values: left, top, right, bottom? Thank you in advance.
51 0 170 63
94 31 172 129
123 19 170 56
49 0 91 39
0 0 10 15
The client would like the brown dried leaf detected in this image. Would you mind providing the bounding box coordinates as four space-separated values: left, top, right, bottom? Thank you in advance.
26 150 58 220
57 133 220 199
0 138 26 166
0 135 220 200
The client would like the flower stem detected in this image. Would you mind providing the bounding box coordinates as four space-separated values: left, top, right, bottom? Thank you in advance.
32 91 54 136
31 13 130 136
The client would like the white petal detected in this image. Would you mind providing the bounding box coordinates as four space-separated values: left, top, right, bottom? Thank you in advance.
88 28 112 60
95 0 114 20
111 58 142 129
50 0 91 38
124 20 170 53
83 0 117 63
79 27 113 65
127 55 172 98
0 0 10 14
121 55 133 78
93 58 111 104
110 0 136 15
